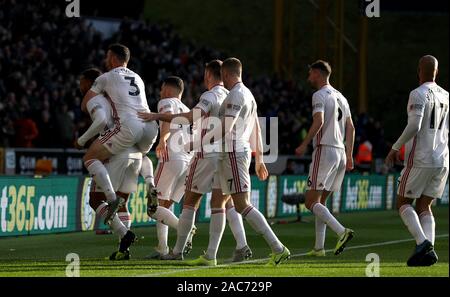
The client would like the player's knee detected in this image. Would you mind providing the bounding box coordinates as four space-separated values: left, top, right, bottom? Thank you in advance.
305 199 317 211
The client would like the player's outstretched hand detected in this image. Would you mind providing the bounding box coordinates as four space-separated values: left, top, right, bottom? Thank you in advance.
256 162 269 181
138 112 158 122
385 149 400 168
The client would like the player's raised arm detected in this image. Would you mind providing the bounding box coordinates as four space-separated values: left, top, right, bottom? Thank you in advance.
385 91 424 167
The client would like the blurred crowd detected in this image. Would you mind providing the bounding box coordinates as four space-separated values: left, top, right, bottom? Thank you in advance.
0 1 387 160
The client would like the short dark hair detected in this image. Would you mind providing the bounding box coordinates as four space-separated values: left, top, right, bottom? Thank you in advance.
108 43 130 63
222 57 242 77
81 68 102 82
205 59 222 80
163 76 184 94
309 60 332 76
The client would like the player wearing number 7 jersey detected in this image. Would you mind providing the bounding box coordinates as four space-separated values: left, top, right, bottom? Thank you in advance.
295 60 355 257
385 55 449 267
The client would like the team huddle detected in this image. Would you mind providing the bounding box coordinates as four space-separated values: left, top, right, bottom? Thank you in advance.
76 43 448 267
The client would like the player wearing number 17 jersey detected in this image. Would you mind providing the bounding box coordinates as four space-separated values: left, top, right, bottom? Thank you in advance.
295 60 355 257
385 55 449 267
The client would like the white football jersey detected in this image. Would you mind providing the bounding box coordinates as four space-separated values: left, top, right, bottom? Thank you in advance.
194 84 229 157
86 95 115 129
157 98 192 162
90 66 150 121
219 82 257 153
311 85 351 150
85 95 141 160
404 82 449 168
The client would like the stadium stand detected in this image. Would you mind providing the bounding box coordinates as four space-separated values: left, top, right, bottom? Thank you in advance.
0 1 387 160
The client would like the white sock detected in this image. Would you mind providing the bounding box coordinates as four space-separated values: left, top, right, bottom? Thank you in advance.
118 211 131 229
399 205 427 245
226 206 248 249
156 222 169 254
206 209 226 260
140 155 155 187
242 205 283 254
419 211 435 245
96 203 127 238
315 215 327 250
151 206 179 230
95 202 109 221
173 207 196 255
85 160 116 202
312 203 345 236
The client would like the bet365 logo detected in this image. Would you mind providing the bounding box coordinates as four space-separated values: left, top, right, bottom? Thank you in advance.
65 0 80 18
362 0 380 18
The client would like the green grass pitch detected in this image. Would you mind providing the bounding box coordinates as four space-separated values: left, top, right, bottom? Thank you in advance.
0 207 448 277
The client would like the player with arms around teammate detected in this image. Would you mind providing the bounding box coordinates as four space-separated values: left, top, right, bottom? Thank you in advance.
81 44 158 225
295 60 355 256
139 60 253 263
193 58 290 266
385 55 448 266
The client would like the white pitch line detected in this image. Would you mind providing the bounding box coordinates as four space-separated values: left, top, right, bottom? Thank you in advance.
137 234 449 277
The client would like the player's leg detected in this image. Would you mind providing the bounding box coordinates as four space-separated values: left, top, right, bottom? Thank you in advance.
106 157 142 260
162 191 202 260
147 161 179 228
416 196 435 245
141 154 159 212
232 192 289 265
307 190 330 256
155 199 174 256
137 121 159 211
202 188 228 262
306 147 353 255
397 166 430 241
83 138 115 203
117 192 131 229
415 196 439 266
225 197 252 262
223 151 289 265
89 175 128 241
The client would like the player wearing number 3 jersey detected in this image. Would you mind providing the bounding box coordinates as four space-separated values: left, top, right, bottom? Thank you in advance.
295 60 355 257
80 44 158 226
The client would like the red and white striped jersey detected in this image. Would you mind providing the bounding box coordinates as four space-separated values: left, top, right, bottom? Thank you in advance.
404 82 449 168
311 85 351 150
157 97 192 162
194 84 229 158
